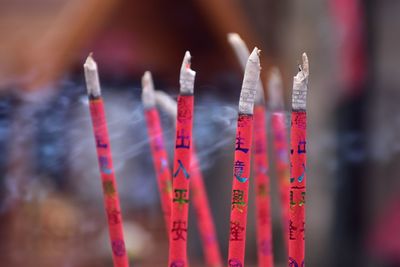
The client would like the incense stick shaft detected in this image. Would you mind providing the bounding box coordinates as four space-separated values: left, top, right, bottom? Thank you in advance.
271 112 290 251
227 48 260 265
289 53 309 266
191 148 223 267
84 54 129 267
253 106 274 267
88 99 130 267
168 95 194 266
288 111 307 266
144 108 172 234
227 114 254 266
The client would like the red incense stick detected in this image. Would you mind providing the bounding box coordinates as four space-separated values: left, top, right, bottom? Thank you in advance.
168 52 195 267
142 72 172 234
84 54 130 267
191 147 223 267
254 105 274 267
271 112 290 248
154 90 223 267
227 48 261 267
288 53 309 267
228 33 274 267
268 68 290 250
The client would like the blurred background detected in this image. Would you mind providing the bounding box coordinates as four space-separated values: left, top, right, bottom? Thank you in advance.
0 0 399 266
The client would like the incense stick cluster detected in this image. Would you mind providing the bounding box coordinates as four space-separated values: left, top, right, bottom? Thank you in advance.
83 34 309 267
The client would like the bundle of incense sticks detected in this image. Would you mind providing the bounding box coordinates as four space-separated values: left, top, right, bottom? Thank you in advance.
288 53 309 267
168 51 196 267
268 68 290 250
83 49 310 267
83 54 130 267
154 90 223 267
227 47 261 267
228 33 274 267
141 71 172 235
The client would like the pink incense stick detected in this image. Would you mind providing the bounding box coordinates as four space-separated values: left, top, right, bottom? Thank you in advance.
228 33 274 267
268 68 290 251
84 54 130 267
142 72 172 234
154 90 223 267
253 105 274 267
288 53 309 267
227 47 261 267
168 51 195 267
190 147 223 267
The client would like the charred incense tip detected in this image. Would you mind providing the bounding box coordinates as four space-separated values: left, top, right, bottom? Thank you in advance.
84 53 101 97
154 90 178 119
227 33 248 70
268 67 284 110
141 71 156 108
228 33 265 105
301 52 309 77
292 52 309 111
238 47 261 115
179 51 196 95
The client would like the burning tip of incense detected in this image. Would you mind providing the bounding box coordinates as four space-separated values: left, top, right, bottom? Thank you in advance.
302 52 309 77
268 67 284 110
227 32 249 71
154 90 177 119
249 47 261 64
294 52 309 83
227 33 242 44
182 51 192 68
292 52 309 110
83 53 101 97
180 51 196 94
295 52 309 81
238 47 261 115
141 71 156 108
84 53 97 70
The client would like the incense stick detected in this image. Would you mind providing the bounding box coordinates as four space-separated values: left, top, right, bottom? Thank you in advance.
83 54 130 267
190 148 224 267
228 33 265 104
288 53 309 267
141 71 172 235
253 105 274 267
268 67 284 111
268 67 290 251
155 90 223 267
228 33 274 267
227 47 261 267
168 51 196 267
154 90 178 119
